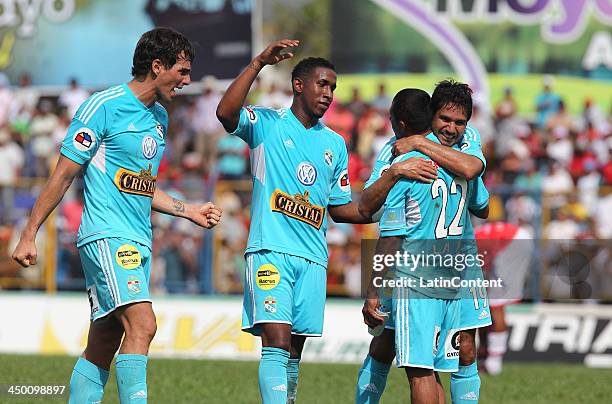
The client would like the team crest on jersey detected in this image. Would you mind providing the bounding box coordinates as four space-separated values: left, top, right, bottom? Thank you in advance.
296 162 317 186
264 296 277 313
142 136 158 160
324 150 334 167
127 276 142 295
245 106 258 123
337 169 350 192
155 123 164 139
114 163 157 197
270 189 325 229
73 127 95 151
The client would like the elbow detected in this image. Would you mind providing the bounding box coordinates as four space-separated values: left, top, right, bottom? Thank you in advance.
357 203 373 221
216 104 228 125
463 163 483 181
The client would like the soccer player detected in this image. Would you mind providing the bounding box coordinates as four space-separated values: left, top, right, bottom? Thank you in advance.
216 40 378 404
362 86 489 404
475 221 533 375
12 27 222 403
357 81 490 404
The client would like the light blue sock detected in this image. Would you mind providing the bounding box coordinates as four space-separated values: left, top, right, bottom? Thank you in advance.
69 357 109 404
115 354 148 403
286 358 300 403
451 362 480 403
355 355 391 404
259 347 290 404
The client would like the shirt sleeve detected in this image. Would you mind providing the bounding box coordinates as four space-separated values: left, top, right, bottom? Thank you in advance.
468 176 489 211
458 126 486 171
228 106 269 148
364 138 395 189
379 177 411 237
60 99 108 165
329 140 352 206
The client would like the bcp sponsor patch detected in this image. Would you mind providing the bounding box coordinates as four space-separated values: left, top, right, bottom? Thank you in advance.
338 169 350 192
256 264 280 290
73 128 96 151
116 244 141 270
245 106 258 123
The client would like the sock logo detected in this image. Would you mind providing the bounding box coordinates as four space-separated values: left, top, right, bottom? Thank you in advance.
460 391 478 400
272 384 287 392
130 390 147 399
361 383 379 393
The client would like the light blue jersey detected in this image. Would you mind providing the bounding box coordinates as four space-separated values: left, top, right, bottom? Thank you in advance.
378 146 489 299
61 84 167 248
230 106 352 266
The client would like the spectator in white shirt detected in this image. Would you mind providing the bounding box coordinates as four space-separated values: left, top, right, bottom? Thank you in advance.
58 78 89 118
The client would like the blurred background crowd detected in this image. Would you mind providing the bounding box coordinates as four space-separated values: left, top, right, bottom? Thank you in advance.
0 69 610 300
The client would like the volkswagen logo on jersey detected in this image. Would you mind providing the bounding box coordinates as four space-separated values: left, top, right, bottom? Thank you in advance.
142 136 158 160
296 162 317 186
73 127 95 151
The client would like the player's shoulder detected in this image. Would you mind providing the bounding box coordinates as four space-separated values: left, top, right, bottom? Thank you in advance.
463 125 481 142
151 101 168 120
318 122 348 148
75 85 127 123
392 150 427 164
245 105 286 122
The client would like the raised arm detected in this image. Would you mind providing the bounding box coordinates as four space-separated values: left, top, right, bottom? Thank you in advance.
216 39 299 132
152 188 222 229
394 136 483 180
12 156 82 267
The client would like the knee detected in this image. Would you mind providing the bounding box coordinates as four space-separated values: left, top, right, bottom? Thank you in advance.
405 366 433 379
125 315 157 344
369 331 395 364
459 331 476 365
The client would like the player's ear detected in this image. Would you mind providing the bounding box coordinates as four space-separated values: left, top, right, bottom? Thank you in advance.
151 59 164 78
397 119 407 134
292 77 304 94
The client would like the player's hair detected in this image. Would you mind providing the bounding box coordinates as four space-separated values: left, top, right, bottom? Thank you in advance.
131 27 195 78
390 88 432 132
291 57 336 82
430 79 473 121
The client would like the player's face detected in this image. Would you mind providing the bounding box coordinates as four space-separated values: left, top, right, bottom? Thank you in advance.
301 67 336 118
431 104 468 146
155 54 192 103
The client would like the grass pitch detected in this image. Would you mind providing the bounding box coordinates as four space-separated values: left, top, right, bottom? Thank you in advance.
1 354 610 403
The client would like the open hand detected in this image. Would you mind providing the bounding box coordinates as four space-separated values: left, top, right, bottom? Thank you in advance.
253 39 300 69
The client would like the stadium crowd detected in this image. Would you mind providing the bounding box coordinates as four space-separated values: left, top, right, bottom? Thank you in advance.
0 71 610 297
